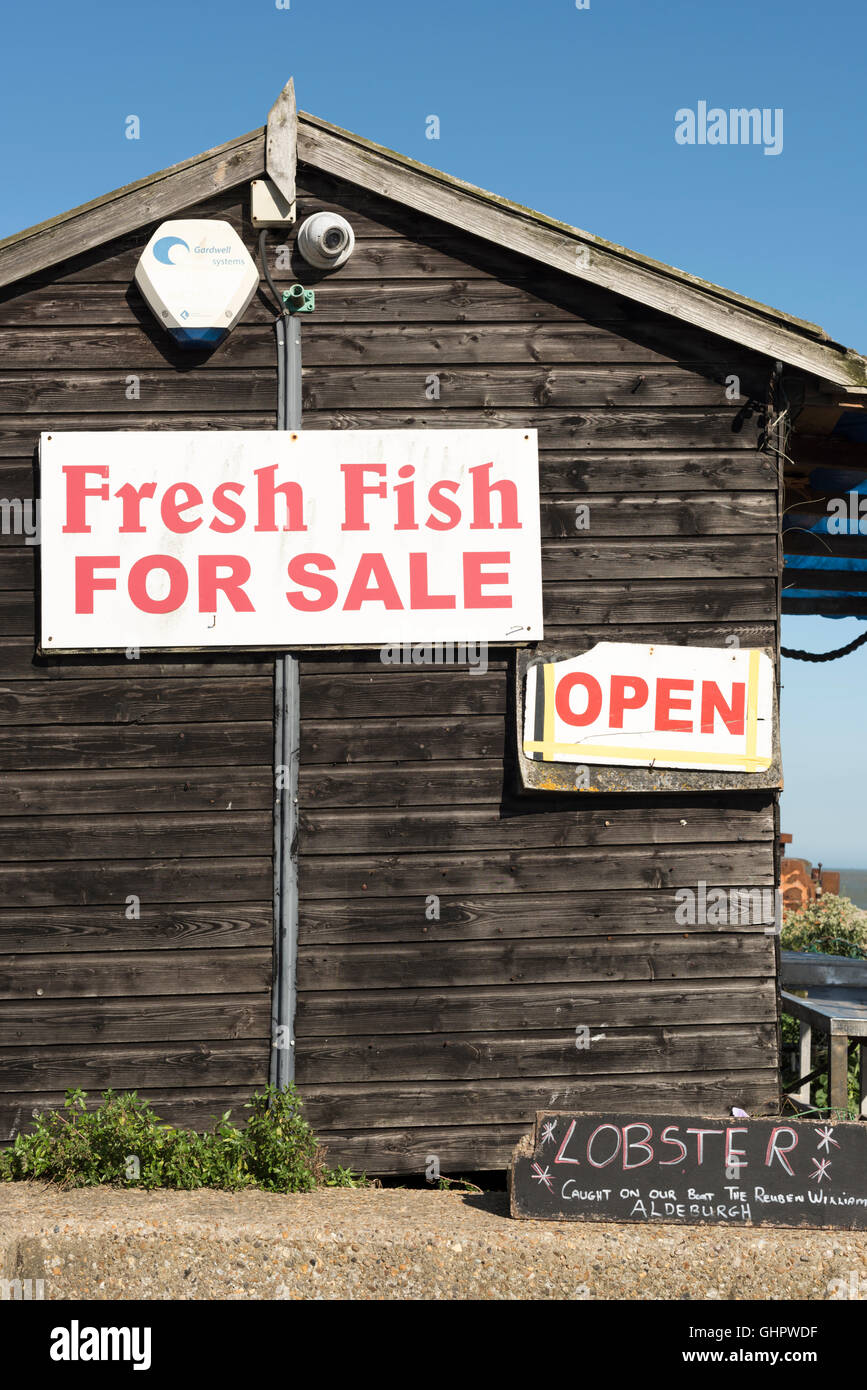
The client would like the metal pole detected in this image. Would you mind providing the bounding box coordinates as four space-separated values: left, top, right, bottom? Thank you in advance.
270 309 302 1088
286 314 302 429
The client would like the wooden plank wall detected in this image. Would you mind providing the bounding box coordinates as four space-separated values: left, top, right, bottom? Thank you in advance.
0 189 280 1142
0 162 782 1168
280 169 783 1171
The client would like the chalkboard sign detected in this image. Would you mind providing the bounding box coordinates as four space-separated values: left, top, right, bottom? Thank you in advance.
510 1112 867 1229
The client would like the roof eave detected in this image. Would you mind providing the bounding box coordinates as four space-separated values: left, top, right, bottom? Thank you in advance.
0 110 865 391
0 128 265 292
296 112 867 391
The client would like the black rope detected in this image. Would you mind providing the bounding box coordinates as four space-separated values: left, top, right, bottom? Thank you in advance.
781 629 867 661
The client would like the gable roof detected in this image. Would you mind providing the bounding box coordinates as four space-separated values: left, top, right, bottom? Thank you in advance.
1 111 865 392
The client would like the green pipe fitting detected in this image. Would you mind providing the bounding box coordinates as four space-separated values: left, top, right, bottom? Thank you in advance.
282 284 315 314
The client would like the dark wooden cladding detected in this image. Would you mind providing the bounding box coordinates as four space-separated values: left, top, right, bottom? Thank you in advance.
19 236 541 288
1 367 757 412
0 280 633 328
0 410 760 451
540 453 777 492
542 579 774 624
0 677 271 724
296 978 778 1036
299 760 508 808
0 903 272 953
301 671 505 718
0 992 268 1040
0 858 272 907
1 948 271 1000
296 934 773 991
298 844 773 899
0 415 272 455
0 162 782 1164
539 538 777 580
299 1071 778 1133
0 325 769 370
0 722 270 770
296 622 778 663
3 768 272 815
297 801 775 851
540 494 775 536
298 889 771 942
0 185 280 1142
0 1040 268 1090
295 1023 776 1084
0 811 270 861
302 715 507 764
0 637 270 679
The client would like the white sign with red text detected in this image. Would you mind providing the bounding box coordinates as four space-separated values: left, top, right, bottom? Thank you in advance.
39 429 543 650
523 643 774 773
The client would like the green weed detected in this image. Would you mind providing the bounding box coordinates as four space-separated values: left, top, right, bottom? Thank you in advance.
0 1084 365 1192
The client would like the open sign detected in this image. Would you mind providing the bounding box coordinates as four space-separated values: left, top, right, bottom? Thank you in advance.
523 642 774 773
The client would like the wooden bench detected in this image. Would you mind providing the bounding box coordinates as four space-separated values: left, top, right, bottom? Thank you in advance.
780 950 867 1115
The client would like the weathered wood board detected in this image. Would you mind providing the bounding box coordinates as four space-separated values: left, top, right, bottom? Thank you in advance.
510 1112 867 1229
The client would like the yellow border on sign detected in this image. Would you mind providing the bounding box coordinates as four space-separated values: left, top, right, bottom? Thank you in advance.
523 653 771 772
745 647 759 763
543 660 556 749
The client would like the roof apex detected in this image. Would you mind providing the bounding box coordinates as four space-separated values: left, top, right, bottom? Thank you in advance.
1 109 864 390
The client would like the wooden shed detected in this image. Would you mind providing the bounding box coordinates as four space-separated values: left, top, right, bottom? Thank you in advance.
2 90 866 1173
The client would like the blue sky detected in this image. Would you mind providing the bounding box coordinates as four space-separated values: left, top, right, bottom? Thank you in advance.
2 0 865 865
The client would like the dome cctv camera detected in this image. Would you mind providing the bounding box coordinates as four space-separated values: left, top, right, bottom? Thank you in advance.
296 212 355 270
